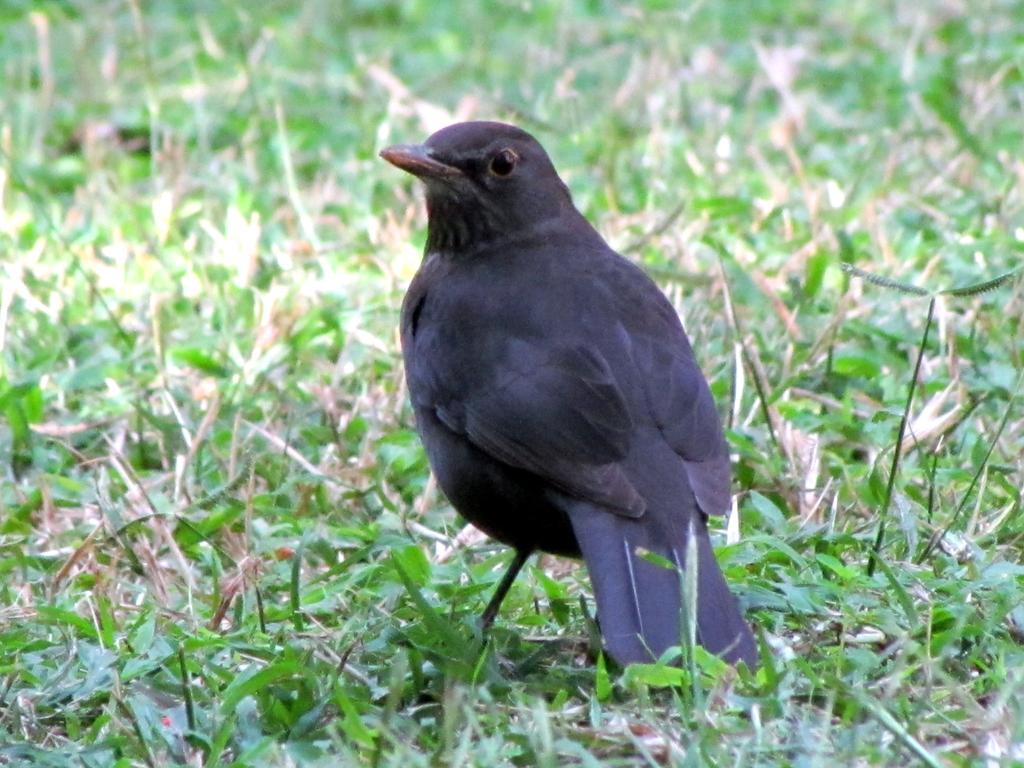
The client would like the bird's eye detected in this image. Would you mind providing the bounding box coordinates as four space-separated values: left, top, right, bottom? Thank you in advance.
489 148 518 177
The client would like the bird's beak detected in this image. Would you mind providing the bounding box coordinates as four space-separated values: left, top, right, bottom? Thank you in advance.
380 144 462 179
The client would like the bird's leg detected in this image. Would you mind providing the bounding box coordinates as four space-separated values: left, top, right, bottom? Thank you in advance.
480 549 531 629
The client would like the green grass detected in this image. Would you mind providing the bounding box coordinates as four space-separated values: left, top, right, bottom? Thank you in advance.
2 0 1023 765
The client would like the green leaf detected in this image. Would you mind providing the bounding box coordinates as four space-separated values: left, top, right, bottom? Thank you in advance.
691 195 752 219
621 663 687 688
391 554 469 656
815 553 857 582
832 351 881 378
335 686 377 748
169 346 230 377
595 652 612 701
804 249 828 299
393 544 431 586
921 55 984 156
220 660 303 716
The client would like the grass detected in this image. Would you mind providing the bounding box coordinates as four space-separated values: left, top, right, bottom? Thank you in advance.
1 0 1023 765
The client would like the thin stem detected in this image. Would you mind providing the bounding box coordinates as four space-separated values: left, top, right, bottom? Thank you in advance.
868 296 935 576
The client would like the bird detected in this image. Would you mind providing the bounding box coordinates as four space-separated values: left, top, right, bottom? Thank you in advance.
380 121 757 667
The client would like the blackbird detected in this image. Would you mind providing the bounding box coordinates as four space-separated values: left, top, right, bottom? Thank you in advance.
381 121 757 667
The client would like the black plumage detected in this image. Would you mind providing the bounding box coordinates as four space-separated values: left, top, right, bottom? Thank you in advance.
381 121 756 667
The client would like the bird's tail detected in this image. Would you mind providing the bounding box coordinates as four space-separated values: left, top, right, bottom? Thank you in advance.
566 507 757 667
691 522 758 665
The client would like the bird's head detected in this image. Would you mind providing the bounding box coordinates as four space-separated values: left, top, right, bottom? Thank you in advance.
381 121 577 253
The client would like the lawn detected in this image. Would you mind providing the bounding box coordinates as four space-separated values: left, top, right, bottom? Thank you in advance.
1 0 1022 765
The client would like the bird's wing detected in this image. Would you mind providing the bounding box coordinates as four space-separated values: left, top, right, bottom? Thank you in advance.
626 326 733 517
577 252 732 517
434 343 646 517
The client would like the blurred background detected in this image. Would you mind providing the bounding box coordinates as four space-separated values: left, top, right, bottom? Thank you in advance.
1 1 1022 765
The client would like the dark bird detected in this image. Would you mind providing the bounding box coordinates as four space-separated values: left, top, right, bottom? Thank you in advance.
381 121 757 667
